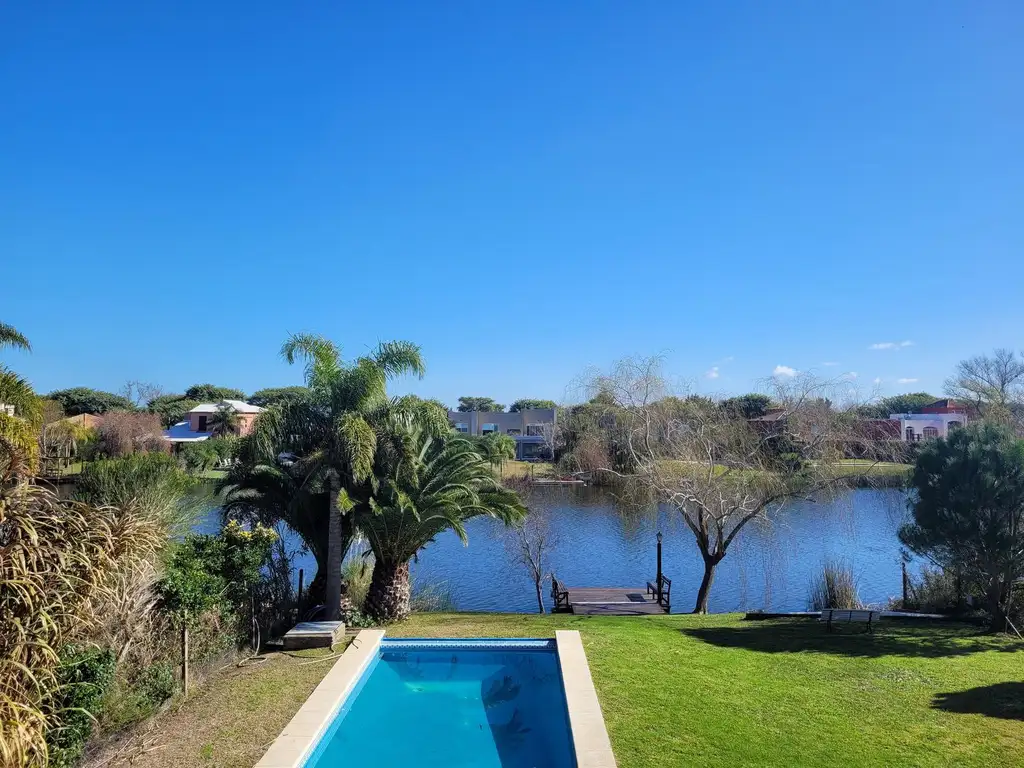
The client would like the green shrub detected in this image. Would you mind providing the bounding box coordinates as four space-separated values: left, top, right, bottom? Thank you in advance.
100 662 177 732
45 647 116 768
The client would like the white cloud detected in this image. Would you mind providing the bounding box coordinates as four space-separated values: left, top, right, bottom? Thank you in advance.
896 377 919 384
868 341 914 351
822 361 840 367
773 365 797 378
873 377 883 385
705 366 720 380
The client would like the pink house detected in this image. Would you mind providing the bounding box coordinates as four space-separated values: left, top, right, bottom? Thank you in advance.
164 399 264 444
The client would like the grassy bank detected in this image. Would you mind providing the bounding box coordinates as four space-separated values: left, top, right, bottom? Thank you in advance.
91 614 1023 768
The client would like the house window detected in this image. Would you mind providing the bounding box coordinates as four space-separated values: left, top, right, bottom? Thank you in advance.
922 426 939 439
454 423 469 433
506 428 521 436
197 415 208 432
905 426 914 442
526 424 546 437
481 423 498 435
947 420 962 431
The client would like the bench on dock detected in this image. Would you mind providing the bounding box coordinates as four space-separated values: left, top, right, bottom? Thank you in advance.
819 608 881 633
551 575 570 612
646 575 672 611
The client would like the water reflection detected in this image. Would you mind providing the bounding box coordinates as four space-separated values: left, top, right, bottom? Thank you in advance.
201 486 912 613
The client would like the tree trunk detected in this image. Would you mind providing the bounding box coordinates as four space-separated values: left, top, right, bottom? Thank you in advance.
988 577 1007 633
324 475 344 621
535 580 545 614
366 559 412 623
693 554 723 614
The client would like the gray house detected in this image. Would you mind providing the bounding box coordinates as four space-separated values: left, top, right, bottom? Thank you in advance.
447 408 556 460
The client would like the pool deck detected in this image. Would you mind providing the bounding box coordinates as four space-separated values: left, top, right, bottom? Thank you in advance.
562 586 669 616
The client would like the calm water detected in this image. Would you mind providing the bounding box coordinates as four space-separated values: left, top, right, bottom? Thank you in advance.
306 641 574 768
202 486 913 614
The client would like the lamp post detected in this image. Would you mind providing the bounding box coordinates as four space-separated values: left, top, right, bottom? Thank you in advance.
656 531 663 603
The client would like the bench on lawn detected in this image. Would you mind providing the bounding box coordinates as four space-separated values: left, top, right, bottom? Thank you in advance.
646 575 672 611
551 575 570 612
819 608 881 633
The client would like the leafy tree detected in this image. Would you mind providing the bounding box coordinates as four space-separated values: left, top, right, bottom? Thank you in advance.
147 394 200 427
361 427 525 622
899 423 1024 631
857 392 937 419
47 387 133 416
183 383 246 402
456 396 504 413
248 386 309 408
720 393 773 419
208 403 240 437
508 398 556 412
157 520 277 629
246 333 428 621
0 321 30 351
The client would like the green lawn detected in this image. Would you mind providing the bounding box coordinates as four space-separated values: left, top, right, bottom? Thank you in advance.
393 614 1021 768
99 614 1023 768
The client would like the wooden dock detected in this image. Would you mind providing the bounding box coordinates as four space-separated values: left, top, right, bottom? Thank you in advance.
553 583 670 616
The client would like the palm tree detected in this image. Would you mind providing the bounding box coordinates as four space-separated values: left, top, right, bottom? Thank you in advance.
480 431 517 475
208 403 240 437
0 323 40 475
361 427 526 622
0 321 30 352
246 333 426 621
219 460 350 607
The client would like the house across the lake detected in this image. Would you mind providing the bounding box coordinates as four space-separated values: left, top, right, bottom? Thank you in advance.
890 399 970 442
163 399 263 444
447 408 556 460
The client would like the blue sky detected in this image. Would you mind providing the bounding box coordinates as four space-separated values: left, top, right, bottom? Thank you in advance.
2 2 1022 406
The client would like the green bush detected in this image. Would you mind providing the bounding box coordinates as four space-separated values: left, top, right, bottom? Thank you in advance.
100 661 177 731
158 521 277 650
45 647 116 768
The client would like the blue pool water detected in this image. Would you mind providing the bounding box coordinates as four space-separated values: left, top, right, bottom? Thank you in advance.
304 640 577 768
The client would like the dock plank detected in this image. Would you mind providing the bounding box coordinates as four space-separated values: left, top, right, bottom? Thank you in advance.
564 586 668 616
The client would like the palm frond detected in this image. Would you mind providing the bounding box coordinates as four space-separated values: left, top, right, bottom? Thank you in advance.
281 333 342 390
0 321 30 352
369 340 426 380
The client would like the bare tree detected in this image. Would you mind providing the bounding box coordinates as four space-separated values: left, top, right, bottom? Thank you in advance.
98 412 167 457
120 380 164 409
504 480 556 613
945 348 1024 427
584 357 890 614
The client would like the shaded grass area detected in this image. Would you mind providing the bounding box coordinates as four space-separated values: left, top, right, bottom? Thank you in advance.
92 615 1022 768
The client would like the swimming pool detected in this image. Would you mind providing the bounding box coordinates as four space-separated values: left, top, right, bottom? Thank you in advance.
256 630 616 768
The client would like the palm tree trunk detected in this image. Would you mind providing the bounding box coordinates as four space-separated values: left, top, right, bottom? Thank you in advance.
324 473 344 621
366 559 412 623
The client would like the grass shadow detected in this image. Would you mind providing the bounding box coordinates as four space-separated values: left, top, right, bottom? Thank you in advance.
681 619 1024 659
933 682 1024 720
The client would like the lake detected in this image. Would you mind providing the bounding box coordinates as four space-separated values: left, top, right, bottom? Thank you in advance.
201 486 914 614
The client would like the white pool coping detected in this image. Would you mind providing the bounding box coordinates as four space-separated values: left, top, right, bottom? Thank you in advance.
255 629 384 768
556 630 619 768
254 629 617 768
